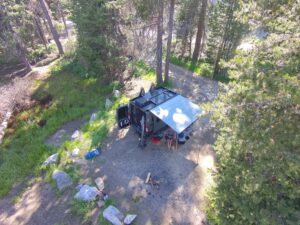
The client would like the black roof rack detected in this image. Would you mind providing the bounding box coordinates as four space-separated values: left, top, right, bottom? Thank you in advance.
130 87 177 111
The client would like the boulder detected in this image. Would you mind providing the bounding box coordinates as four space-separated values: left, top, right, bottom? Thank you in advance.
124 214 137 225
105 98 112 109
52 170 73 191
74 184 99 202
43 153 59 166
103 205 124 225
94 177 105 192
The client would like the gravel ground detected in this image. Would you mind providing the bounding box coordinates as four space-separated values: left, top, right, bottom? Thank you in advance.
0 63 219 225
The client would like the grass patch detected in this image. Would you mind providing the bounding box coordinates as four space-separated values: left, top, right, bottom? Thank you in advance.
130 59 156 82
170 54 213 77
70 199 96 221
0 58 120 198
170 54 229 83
130 59 173 88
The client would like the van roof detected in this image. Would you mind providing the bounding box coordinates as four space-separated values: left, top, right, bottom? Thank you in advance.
130 87 178 111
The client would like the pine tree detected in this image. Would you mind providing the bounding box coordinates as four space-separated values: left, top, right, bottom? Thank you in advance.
176 0 200 57
0 1 32 71
164 0 175 82
206 0 246 79
70 0 125 79
208 1 300 224
39 0 64 55
192 0 208 63
156 0 163 84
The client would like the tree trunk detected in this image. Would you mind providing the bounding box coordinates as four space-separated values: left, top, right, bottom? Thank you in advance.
213 45 221 78
180 0 200 58
39 0 64 55
156 0 163 84
192 0 208 63
180 31 188 57
164 0 175 82
15 39 32 72
188 32 193 57
57 0 68 37
35 17 48 51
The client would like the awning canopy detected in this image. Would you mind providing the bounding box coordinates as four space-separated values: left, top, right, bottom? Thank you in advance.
150 95 204 134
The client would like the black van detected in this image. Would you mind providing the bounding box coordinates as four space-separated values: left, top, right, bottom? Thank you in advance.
117 85 177 137
116 85 202 147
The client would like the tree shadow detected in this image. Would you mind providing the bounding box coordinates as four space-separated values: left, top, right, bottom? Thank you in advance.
82 119 216 224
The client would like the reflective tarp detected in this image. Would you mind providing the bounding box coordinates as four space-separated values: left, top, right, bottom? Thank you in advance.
150 95 204 134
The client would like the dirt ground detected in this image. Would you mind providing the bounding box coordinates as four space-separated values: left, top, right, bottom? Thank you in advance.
0 63 219 225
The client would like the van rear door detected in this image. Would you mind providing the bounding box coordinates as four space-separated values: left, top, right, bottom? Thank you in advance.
116 104 129 129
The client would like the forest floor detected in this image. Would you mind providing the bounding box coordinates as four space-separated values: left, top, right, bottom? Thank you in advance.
0 61 219 225
0 57 56 123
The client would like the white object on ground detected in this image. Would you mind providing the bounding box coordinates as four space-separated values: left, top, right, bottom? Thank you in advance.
105 98 112 109
43 153 59 166
94 177 105 192
124 214 137 225
71 148 80 157
74 184 99 202
145 172 151 184
113 89 120 97
89 113 97 123
52 170 73 191
71 130 80 140
0 111 12 144
103 205 124 225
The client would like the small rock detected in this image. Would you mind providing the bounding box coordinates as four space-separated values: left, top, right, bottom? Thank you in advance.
43 153 59 166
89 113 97 123
95 177 105 192
52 170 73 191
71 148 80 157
71 130 81 141
113 89 120 97
74 185 99 202
97 199 105 208
103 205 124 225
105 98 112 109
124 214 137 225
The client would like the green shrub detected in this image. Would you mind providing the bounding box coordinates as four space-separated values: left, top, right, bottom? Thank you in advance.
28 44 47 64
70 199 96 220
130 59 155 82
70 0 125 79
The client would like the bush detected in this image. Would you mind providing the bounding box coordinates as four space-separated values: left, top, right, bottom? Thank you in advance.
28 45 47 64
64 37 77 59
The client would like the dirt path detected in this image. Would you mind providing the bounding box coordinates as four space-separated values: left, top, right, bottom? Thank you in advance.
0 64 219 225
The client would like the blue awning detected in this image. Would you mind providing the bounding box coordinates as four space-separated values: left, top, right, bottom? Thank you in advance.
150 95 204 134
